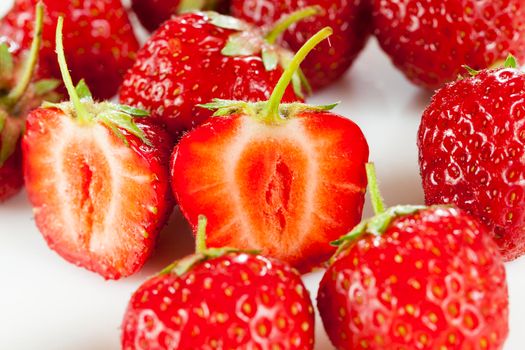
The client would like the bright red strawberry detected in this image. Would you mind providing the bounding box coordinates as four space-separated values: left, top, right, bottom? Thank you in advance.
0 0 139 99
170 28 369 272
0 3 59 203
230 0 371 90
121 216 315 350
418 58 525 261
23 18 173 280
119 10 310 136
131 0 230 32
318 164 509 350
372 0 525 89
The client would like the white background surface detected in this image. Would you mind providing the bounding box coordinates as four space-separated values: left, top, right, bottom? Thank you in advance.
0 1 523 349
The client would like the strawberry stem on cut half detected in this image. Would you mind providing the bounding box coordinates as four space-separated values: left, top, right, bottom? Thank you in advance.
265 6 323 45
55 17 90 124
265 27 333 124
48 16 152 145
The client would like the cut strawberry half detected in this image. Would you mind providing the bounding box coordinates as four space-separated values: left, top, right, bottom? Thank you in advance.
23 17 173 279
171 28 369 271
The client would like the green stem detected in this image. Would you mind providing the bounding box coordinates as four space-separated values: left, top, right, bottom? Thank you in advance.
265 6 322 45
196 215 208 253
366 163 386 215
4 2 44 108
264 27 332 124
55 17 90 123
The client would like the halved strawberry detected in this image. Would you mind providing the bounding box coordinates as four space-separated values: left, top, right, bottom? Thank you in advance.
171 28 369 272
23 18 174 279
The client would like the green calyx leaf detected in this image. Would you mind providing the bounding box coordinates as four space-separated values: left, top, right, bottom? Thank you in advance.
199 98 338 122
262 47 279 71
331 205 426 254
160 247 259 277
222 31 262 57
206 12 250 31
463 65 480 77
504 54 518 69
75 79 93 101
42 100 151 147
33 79 61 96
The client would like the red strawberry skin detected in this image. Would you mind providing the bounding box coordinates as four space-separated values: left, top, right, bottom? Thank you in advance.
0 142 23 202
230 0 371 90
317 207 509 349
418 68 525 261
121 253 315 349
0 0 139 99
23 108 174 280
170 111 369 272
119 12 300 136
132 0 230 32
372 0 525 89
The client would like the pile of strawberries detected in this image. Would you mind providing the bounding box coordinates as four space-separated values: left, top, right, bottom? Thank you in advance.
1 0 523 349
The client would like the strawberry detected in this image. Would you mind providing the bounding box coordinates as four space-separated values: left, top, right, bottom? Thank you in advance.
0 3 59 202
418 57 525 261
230 0 371 90
317 164 509 350
121 216 315 350
170 28 369 272
131 0 230 32
0 0 139 100
23 18 173 280
119 10 313 136
372 0 525 89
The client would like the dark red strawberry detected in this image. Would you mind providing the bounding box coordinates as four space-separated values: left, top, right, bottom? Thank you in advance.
0 3 59 203
318 164 509 350
0 0 139 99
230 0 371 90
170 28 369 272
121 216 315 350
23 18 173 280
132 0 230 32
119 10 313 136
372 0 525 89
418 57 525 261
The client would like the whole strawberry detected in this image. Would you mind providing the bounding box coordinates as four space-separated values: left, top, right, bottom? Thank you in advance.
119 10 311 136
171 28 369 272
318 164 509 350
0 3 58 202
0 0 139 99
132 0 230 32
23 18 173 280
418 57 525 261
121 216 315 350
231 0 371 90
372 0 525 89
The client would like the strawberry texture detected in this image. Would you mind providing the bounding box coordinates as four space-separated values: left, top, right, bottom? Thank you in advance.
372 0 525 88
231 0 371 90
419 67 525 261
119 12 300 136
318 206 509 349
0 0 139 99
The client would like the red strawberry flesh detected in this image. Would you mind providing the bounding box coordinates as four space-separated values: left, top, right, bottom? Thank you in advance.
171 111 368 271
23 107 173 279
